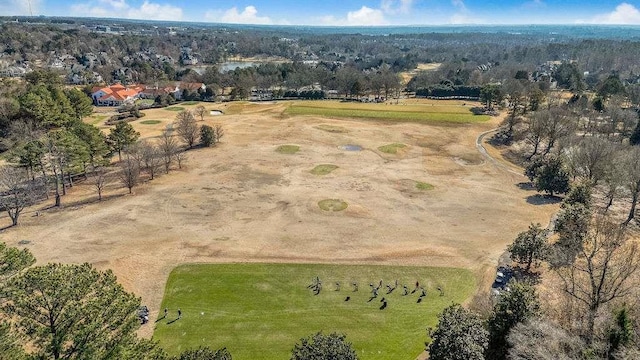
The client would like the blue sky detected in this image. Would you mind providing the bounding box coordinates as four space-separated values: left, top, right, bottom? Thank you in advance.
2 0 640 25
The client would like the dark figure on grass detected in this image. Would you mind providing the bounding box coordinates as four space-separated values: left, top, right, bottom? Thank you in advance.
368 288 379 302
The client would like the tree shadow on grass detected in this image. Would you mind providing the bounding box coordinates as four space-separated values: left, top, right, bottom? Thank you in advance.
41 193 127 211
512 266 542 285
526 194 562 205
517 182 535 191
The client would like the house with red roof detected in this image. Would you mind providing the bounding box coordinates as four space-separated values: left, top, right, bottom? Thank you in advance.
91 84 144 106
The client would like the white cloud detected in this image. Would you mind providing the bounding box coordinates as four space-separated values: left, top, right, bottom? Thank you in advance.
591 3 640 24
451 0 466 10
0 0 43 16
100 0 127 10
214 5 273 25
450 0 475 24
347 6 387 25
70 0 182 21
381 0 415 14
316 5 387 26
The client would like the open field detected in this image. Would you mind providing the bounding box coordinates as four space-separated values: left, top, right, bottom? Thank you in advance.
399 63 442 85
155 263 475 359
284 100 488 123
0 99 559 355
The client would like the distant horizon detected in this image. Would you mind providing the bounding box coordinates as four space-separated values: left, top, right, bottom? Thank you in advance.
3 1 640 27
6 15 640 29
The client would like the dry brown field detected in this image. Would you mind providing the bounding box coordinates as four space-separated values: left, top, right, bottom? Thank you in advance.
0 100 558 337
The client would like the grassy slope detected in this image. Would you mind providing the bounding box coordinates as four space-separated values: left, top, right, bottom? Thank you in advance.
284 101 489 123
154 263 475 360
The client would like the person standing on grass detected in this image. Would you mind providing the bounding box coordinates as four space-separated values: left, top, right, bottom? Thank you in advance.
178 308 182 319
164 308 168 318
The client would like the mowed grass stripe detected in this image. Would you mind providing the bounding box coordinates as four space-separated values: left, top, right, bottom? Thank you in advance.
285 103 488 123
154 263 475 360
289 100 473 114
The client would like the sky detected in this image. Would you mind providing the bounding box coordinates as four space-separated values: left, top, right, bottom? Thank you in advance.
2 0 640 26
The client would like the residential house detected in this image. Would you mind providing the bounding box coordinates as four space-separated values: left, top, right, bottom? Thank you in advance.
69 71 103 85
0 65 29 77
91 84 144 106
139 82 206 100
175 82 205 100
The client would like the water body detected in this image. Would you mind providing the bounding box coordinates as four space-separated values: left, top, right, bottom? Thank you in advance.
340 145 363 151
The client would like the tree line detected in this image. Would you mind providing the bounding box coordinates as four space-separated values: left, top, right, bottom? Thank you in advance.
425 61 640 360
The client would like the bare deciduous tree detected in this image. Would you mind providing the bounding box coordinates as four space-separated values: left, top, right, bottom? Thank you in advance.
213 124 225 144
601 150 625 212
622 146 640 225
159 129 179 174
0 166 45 226
175 110 198 148
523 111 547 160
564 136 616 185
139 141 162 180
194 105 207 121
118 155 140 194
91 166 107 201
553 216 640 344
174 150 186 169
507 319 585 360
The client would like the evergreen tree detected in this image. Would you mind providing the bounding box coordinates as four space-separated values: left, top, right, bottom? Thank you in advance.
428 304 488 360
291 332 357 360
200 125 214 147
508 223 547 273
486 282 541 360
108 122 140 161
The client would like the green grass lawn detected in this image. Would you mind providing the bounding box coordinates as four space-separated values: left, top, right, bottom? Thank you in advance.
165 106 186 112
310 164 339 175
276 145 300 154
285 101 489 124
415 181 435 191
86 115 107 125
318 199 348 211
140 120 162 125
181 101 200 105
378 143 407 154
136 99 155 106
153 263 476 360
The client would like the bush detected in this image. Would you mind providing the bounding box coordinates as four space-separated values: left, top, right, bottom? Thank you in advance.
291 332 357 360
200 125 214 147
